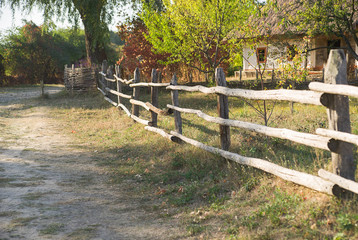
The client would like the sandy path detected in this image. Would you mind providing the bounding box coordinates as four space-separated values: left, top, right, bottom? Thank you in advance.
0 87 183 239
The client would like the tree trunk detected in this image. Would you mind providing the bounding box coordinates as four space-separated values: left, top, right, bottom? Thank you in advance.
84 28 93 67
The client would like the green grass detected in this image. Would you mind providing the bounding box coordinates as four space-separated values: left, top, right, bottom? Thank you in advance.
8 217 37 229
10 88 358 239
39 223 65 235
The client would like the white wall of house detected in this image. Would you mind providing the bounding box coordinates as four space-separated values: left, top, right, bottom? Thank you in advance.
243 40 312 71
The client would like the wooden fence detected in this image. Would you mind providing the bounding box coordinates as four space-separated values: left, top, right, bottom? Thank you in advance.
64 64 97 92
97 50 358 196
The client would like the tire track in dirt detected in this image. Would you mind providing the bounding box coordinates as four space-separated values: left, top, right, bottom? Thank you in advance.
0 87 184 239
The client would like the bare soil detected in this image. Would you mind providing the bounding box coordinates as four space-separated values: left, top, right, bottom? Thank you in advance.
0 86 185 239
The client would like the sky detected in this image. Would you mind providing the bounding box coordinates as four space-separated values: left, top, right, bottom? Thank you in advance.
0 4 126 34
0 5 46 32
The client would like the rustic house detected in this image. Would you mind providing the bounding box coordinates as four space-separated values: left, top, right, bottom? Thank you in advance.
241 0 357 79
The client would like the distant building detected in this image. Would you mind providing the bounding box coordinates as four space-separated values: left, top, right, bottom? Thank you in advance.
239 0 357 78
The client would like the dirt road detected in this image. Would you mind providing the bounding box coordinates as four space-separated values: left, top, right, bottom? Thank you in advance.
0 87 184 239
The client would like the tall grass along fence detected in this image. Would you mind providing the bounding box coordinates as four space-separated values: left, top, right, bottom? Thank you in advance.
96 50 358 196
64 64 97 92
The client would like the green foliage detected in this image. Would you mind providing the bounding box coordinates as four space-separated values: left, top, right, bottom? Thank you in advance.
0 22 86 85
276 40 309 89
141 0 255 78
5 0 122 65
275 0 358 60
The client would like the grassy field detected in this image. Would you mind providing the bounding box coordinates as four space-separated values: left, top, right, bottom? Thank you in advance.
38 87 358 239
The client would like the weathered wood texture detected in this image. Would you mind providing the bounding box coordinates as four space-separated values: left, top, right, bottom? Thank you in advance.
132 68 141 117
105 76 116 82
309 82 358 99
151 69 159 127
104 96 117 107
97 87 106 96
105 87 132 99
318 169 358 194
170 74 183 134
145 102 169 116
115 65 122 105
316 128 358 146
170 131 338 196
113 75 135 85
102 61 108 92
324 50 355 180
130 99 150 111
64 65 97 91
130 82 170 87
167 105 336 152
131 115 151 126
145 126 181 143
216 68 230 150
118 103 131 116
166 85 324 105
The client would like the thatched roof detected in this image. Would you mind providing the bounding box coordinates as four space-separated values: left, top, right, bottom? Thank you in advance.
235 0 304 39
235 0 358 39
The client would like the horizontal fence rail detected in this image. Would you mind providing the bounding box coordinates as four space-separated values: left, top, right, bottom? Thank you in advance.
169 131 338 195
95 50 358 196
166 85 325 106
309 82 358 98
166 104 337 152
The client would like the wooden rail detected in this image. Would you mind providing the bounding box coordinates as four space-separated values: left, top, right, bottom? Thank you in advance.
113 75 134 84
166 104 337 152
316 128 358 146
130 82 170 87
170 131 338 196
309 82 358 98
130 99 151 111
166 85 324 105
96 50 358 196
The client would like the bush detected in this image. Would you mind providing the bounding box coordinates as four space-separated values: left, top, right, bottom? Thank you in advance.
0 22 86 85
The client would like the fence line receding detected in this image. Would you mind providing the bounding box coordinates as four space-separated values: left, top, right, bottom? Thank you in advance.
94 50 358 196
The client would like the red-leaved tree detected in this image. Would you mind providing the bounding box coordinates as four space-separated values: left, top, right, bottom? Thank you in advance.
117 19 175 81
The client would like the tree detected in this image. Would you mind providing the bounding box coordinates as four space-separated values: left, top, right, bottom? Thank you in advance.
1 0 120 66
117 18 175 80
0 53 4 79
0 22 86 84
274 0 358 60
141 0 255 82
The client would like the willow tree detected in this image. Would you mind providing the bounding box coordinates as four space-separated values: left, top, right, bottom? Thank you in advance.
1 0 119 66
141 0 256 81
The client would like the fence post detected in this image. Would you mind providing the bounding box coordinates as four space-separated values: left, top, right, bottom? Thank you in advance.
107 65 115 101
101 60 107 95
216 68 231 151
324 49 355 180
158 71 162 83
170 74 182 134
71 64 75 94
64 64 68 90
132 67 141 117
115 65 122 105
151 69 159 127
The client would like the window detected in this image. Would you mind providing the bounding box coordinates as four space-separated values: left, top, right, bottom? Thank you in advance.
328 39 341 49
327 39 341 55
256 47 267 63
